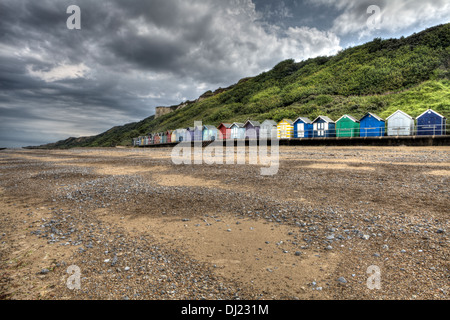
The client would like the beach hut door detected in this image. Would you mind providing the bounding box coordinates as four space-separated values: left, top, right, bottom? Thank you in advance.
318 123 325 137
392 117 406 135
297 123 305 138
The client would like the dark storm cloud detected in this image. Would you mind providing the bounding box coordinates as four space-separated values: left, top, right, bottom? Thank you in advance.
108 31 187 73
0 1 167 147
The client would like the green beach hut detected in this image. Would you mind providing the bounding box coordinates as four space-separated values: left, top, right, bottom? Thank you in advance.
336 115 360 137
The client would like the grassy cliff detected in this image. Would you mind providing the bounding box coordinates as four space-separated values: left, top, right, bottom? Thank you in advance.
35 23 450 148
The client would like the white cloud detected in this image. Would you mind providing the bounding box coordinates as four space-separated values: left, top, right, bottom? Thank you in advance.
154 0 342 81
27 63 90 82
283 27 341 59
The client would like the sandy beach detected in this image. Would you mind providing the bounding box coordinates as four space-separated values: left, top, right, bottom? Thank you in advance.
0 146 448 300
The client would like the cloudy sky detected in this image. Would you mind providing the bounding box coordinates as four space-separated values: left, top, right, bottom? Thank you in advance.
0 0 448 147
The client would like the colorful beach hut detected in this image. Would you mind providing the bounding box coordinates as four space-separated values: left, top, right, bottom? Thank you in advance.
185 127 195 142
175 129 187 142
293 117 313 138
386 110 414 136
416 109 447 136
244 120 261 139
193 126 203 142
313 116 336 138
230 123 246 140
166 130 173 143
153 133 161 145
260 120 277 139
171 130 178 143
336 115 360 137
218 123 232 140
161 132 168 144
359 113 385 137
203 125 219 141
277 120 294 139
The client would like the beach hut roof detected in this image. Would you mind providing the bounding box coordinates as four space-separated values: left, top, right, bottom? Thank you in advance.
203 125 217 130
294 117 313 124
386 110 414 121
262 120 277 126
313 116 335 123
231 122 245 128
278 119 294 125
244 120 261 127
417 109 446 119
218 123 232 129
361 112 384 122
336 115 359 123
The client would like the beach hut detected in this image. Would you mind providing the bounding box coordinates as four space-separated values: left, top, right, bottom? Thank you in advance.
171 130 178 143
359 113 385 137
175 129 187 142
147 133 154 145
161 132 168 144
193 126 203 142
132 138 139 147
203 125 219 141
336 115 360 137
165 131 170 143
217 123 232 140
312 116 336 138
153 133 161 145
185 127 195 142
260 120 278 139
244 120 261 139
153 133 158 144
386 110 414 136
139 136 145 146
230 123 246 139
416 109 447 136
293 117 313 138
277 119 294 139
166 130 173 143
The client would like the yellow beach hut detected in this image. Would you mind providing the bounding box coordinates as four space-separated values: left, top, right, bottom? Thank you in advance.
171 130 178 143
277 119 294 139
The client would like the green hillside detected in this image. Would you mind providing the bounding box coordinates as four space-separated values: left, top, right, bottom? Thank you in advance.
35 23 450 148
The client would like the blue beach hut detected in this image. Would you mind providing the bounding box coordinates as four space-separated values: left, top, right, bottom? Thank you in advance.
359 113 385 137
293 117 313 138
312 116 336 138
416 109 447 136
230 123 246 140
203 125 219 141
